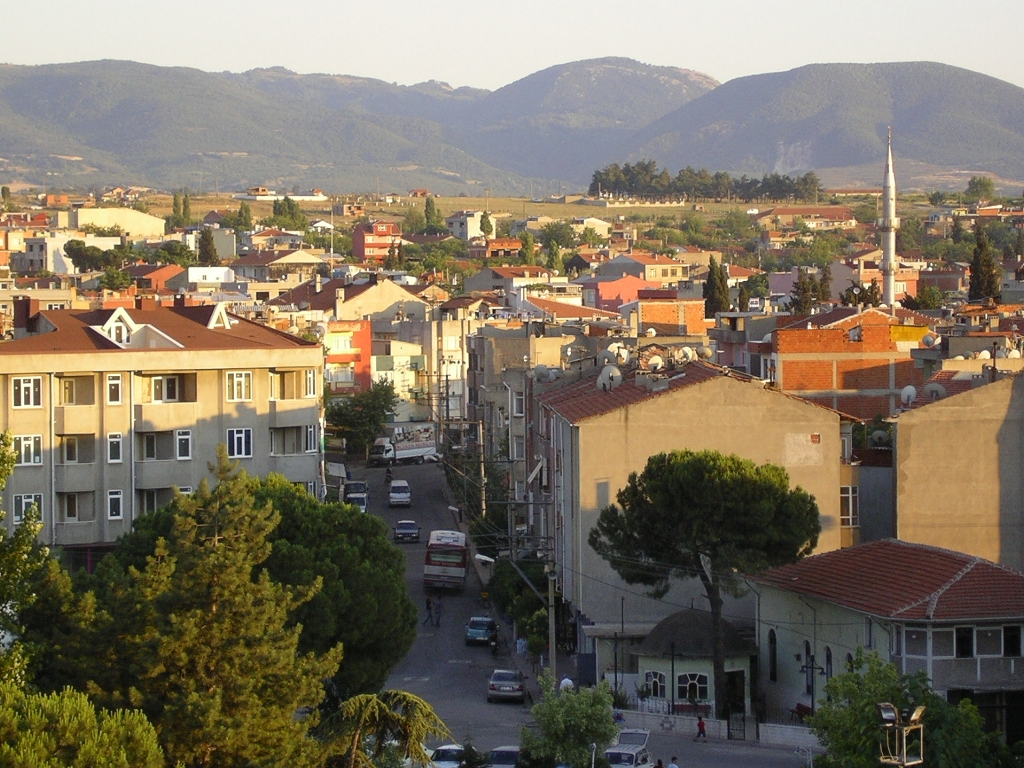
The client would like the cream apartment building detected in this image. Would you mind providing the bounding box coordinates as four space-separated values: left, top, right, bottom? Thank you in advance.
1 302 324 561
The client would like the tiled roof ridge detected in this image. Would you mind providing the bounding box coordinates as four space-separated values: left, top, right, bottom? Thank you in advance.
891 557 980 619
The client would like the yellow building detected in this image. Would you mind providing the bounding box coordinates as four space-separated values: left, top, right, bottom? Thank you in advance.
1 302 324 562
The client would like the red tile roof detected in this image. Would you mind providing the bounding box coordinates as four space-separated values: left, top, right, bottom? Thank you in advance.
523 297 622 320
749 539 1024 621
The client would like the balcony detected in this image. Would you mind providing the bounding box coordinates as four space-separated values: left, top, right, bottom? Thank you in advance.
268 453 318 479
54 405 98 435
269 399 318 428
53 520 101 547
134 402 198 433
135 459 187 489
54 463 98 492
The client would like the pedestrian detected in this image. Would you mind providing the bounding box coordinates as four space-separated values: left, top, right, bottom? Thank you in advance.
421 596 434 626
655 760 663 768
559 676 575 693
694 715 707 742
433 595 443 627
668 757 678 768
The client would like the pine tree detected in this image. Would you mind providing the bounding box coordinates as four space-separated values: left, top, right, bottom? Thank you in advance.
951 216 965 244
969 222 1001 301
238 200 253 231
172 192 182 221
182 191 191 224
789 268 817 313
1015 227 1024 258
737 284 750 312
480 211 493 239
198 228 219 266
424 196 443 231
818 263 832 301
702 256 729 317
109 450 343 767
520 231 536 265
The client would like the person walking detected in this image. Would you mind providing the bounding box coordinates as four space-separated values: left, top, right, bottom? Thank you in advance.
668 757 678 768
694 715 707 742
433 595 443 627
422 596 434 626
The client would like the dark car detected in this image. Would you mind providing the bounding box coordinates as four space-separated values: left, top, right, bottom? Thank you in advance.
487 746 521 768
464 616 497 646
487 669 525 703
393 520 421 543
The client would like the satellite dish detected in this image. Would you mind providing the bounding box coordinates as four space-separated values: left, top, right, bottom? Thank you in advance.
681 346 696 362
1009 349 1021 359
648 355 664 372
533 364 550 381
996 348 1007 358
596 365 623 391
597 349 616 366
900 385 917 406
314 322 328 338
549 368 563 380
952 355 965 361
923 382 947 400
870 430 891 445
978 349 991 359
645 328 658 337
287 325 300 335
697 345 714 360
921 334 936 347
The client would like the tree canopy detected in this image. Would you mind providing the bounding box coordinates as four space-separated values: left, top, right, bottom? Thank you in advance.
520 673 619 768
327 379 399 456
702 256 729 317
809 651 1013 768
969 221 1001 301
588 450 820 716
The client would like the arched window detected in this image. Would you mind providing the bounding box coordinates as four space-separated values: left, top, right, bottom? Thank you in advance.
846 652 854 672
769 629 778 682
804 641 813 694
677 673 709 702
644 670 666 698
825 646 833 679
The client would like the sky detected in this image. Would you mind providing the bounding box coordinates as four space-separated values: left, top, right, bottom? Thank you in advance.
4 0 1023 92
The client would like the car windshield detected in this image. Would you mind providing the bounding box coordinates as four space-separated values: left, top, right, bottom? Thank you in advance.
469 619 493 630
606 754 633 766
617 732 648 746
344 482 366 496
432 749 463 762
491 672 519 683
391 482 409 491
489 750 518 765
397 522 417 531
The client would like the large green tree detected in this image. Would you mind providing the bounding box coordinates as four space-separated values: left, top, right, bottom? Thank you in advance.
520 231 536 265
423 196 444 233
0 432 50 685
327 379 399 456
789 268 818 313
520 673 619 768
76 452 342 766
328 690 449 768
809 651 1011 768
589 450 820 717
969 222 1001 301
0 682 164 767
702 256 729 317
965 175 997 203
480 211 493 239
197 228 219 266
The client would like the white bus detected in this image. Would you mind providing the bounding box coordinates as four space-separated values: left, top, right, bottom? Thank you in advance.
423 530 468 590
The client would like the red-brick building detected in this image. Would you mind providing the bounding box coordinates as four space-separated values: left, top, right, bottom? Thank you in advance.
771 306 933 419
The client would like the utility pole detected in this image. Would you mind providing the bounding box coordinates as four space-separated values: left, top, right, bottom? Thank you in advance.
478 420 486 519
547 560 557 681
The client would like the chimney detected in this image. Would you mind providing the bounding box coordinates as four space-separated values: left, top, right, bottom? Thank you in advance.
315 273 323 294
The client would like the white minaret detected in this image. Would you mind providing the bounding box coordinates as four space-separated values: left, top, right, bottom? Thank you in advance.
878 127 900 307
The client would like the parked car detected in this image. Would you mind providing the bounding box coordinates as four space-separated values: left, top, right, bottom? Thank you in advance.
487 746 521 768
603 745 650 768
348 494 368 513
464 616 497 646
430 745 465 768
614 729 650 749
393 520 421 543
342 480 368 503
388 479 411 507
487 669 526 703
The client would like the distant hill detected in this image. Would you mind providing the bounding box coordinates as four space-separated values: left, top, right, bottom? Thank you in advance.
628 62 1024 185
0 59 1022 195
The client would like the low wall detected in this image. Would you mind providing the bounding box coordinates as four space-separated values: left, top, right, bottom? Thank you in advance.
621 710 822 750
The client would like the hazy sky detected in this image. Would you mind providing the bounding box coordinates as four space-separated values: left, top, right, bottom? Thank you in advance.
5 0 1023 91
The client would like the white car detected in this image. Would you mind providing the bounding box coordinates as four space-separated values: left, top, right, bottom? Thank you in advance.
430 745 465 768
389 479 411 507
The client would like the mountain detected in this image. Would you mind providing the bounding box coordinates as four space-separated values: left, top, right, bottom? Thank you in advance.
628 62 1024 186
0 59 1022 194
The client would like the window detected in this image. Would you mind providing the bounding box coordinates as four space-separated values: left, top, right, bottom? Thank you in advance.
1005 626 1022 657
178 486 193 495
864 618 873 648
515 481 525 501
305 368 317 398
513 391 525 417
14 435 42 465
143 490 158 514
13 494 42 524
176 430 191 460
644 670 666 698
108 433 123 463
63 436 79 463
677 673 708 702
152 375 179 402
107 490 123 519
305 481 317 497
955 627 974 658
143 434 157 460
513 435 525 460
227 428 252 458
107 374 122 405
63 494 78 520
825 646 833 679
110 322 130 344
61 378 76 405
840 486 859 526
304 425 317 453
226 371 252 402
768 629 778 682
804 641 814 694
13 376 42 408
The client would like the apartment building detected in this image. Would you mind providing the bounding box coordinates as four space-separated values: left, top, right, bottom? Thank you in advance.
0 302 325 561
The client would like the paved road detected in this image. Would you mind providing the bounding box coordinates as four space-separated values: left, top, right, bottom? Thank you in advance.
362 458 811 767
